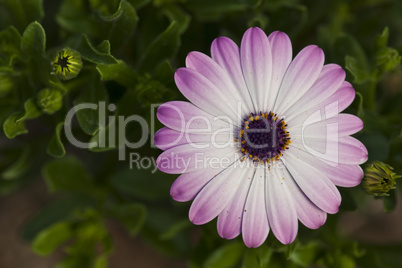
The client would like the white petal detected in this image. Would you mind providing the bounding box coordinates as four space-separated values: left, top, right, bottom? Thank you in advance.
242 167 269 248
266 167 298 244
283 153 341 214
211 37 255 114
273 45 325 115
189 160 245 225
217 167 254 239
265 31 292 112
278 165 327 229
240 27 272 112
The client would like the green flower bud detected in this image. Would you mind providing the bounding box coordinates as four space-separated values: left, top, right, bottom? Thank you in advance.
363 161 401 196
0 75 13 96
37 88 63 114
51 48 82 80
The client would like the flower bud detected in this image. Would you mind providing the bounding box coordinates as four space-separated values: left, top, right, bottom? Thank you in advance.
36 88 63 114
363 161 401 196
51 48 82 80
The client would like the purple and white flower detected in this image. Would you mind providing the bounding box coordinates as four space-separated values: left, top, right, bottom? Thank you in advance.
155 27 368 247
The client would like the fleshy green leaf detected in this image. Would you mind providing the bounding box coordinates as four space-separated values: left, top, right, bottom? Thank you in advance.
289 242 319 267
111 168 174 200
22 196 91 241
242 245 272 268
185 0 249 20
0 0 44 31
345 55 371 84
139 21 180 73
18 98 42 122
96 60 138 88
335 34 369 70
376 47 401 72
110 203 147 235
21 21 46 55
3 113 28 138
77 35 118 64
88 118 117 152
1 147 32 180
47 122 66 158
42 156 93 193
32 222 73 256
0 26 22 65
161 5 190 34
73 70 108 136
3 98 42 138
160 219 191 240
204 242 245 268
126 0 151 9
98 0 139 50
375 27 389 51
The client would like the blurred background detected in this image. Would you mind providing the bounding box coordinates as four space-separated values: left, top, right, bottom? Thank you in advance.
0 0 401 267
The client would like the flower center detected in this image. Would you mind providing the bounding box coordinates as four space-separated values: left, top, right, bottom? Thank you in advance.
56 53 72 72
237 112 291 163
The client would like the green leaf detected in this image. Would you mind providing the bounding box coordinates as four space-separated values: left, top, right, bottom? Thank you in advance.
1 147 32 180
160 219 191 240
161 5 190 34
185 0 248 20
335 34 369 70
139 21 180 73
3 113 28 138
334 254 355 268
0 0 44 31
376 47 401 73
22 196 90 241
204 242 245 268
17 98 42 122
94 254 108 268
110 203 147 235
289 242 319 267
96 60 138 88
0 26 22 65
375 27 389 51
111 168 174 200
20 21 46 56
73 70 108 136
142 207 190 257
345 55 371 84
47 122 66 158
77 35 118 65
32 222 73 256
3 98 42 138
355 91 365 119
42 155 93 193
242 245 272 268
56 0 99 37
126 0 151 9
98 0 139 50
88 118 117 152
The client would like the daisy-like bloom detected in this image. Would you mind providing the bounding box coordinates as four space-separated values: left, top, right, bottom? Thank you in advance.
155 27 368 247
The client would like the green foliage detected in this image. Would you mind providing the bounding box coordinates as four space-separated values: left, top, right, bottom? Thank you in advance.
47 122 66 158
139 21 181 73
204 242 245 268
43 155 93 193
32 222 73 255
